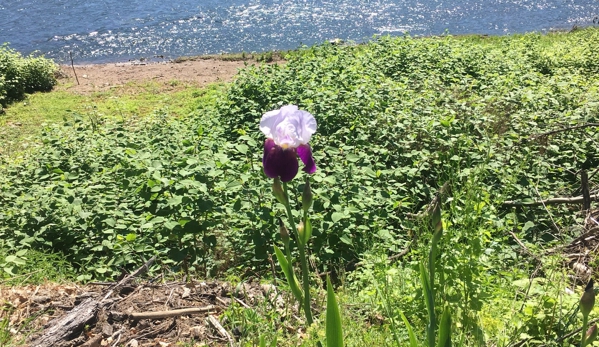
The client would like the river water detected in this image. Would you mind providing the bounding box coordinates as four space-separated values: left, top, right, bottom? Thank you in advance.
0 0 597 64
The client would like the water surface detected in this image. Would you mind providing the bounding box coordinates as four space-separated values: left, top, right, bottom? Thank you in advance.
0 0 597 64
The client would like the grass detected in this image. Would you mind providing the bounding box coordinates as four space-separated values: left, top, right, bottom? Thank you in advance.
174 50 289 63
0 79 225 160
0 248 77 286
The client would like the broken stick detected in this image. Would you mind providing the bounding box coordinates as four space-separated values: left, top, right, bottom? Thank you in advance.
503 194 599 207
208 315 235 347
129 305 216 320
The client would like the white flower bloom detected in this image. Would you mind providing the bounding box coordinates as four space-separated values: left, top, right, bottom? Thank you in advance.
259 105 317 148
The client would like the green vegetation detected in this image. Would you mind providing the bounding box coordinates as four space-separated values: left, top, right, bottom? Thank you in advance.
3 28 599 345
0 44 57 110
0 82 224 159
174 50 287 63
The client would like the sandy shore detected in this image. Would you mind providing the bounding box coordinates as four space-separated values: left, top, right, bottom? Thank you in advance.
57 58 252 94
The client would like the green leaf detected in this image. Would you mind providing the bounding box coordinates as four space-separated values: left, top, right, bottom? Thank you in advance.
5 255 25 265
167 195 183 206
235 144 249 154
339 235 352 245
125 233 137 242
400 311 419 347
420 262 435 347
273 246 303 304
522 221 535 232
165 221 180 230
104 218 116 227
346 153 360 162
326 276 344 347
437 305 452 347
331 212 345 223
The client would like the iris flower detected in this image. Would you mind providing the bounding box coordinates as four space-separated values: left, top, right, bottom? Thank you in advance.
260 105 317 182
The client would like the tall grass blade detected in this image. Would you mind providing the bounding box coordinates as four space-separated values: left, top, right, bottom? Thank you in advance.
259 335 267 347
399 310 419 347
437 305 452 347
420 262 435 347
326 276 344 347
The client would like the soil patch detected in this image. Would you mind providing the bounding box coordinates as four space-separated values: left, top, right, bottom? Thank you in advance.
57 59 251 94
1 278 290 347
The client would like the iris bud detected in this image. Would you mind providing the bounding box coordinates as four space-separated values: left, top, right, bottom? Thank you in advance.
297 218 313 247
273 178 288 205
581 279 595 318
279 219 290 246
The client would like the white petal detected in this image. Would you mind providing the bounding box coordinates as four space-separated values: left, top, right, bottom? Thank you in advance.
259 108 283 138
259 105 317 147
298 110 317 144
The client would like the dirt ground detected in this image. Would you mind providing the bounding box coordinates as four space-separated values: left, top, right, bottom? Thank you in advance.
1 277 293 347
57 58 252 94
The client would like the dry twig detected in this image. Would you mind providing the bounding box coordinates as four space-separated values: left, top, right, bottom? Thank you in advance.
128 305 216 320
503 194 599 206
207 315 235 347
530 123 599 139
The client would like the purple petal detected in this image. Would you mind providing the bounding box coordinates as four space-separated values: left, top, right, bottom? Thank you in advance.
297 144 317 174
263 139 276 170
263 139 299 182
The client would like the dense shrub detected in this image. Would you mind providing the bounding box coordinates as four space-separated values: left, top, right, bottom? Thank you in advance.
0 44 57 107
217 29 599 266
1 29 599 281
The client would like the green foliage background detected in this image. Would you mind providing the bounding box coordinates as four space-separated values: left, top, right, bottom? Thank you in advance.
0 44 57 108
2 28 599 344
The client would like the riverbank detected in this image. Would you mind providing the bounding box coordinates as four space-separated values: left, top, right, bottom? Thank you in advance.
58 59 245 94
56 51 287 94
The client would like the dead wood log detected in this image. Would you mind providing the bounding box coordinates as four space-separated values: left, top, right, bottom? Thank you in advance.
29 256 156 347
530 123 599 139
29 297 99 347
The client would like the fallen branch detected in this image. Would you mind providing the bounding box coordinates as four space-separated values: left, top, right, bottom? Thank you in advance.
208 315 235 347
29 298 100 347
530 123 599 139
503 194 599 207
69 51 80 85
508 231 541 262
234 297 251 309
129 305 216 320
582 170 591 210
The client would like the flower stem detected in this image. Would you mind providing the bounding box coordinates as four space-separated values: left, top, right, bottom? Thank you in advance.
282 182 314 326
582 314 589 347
